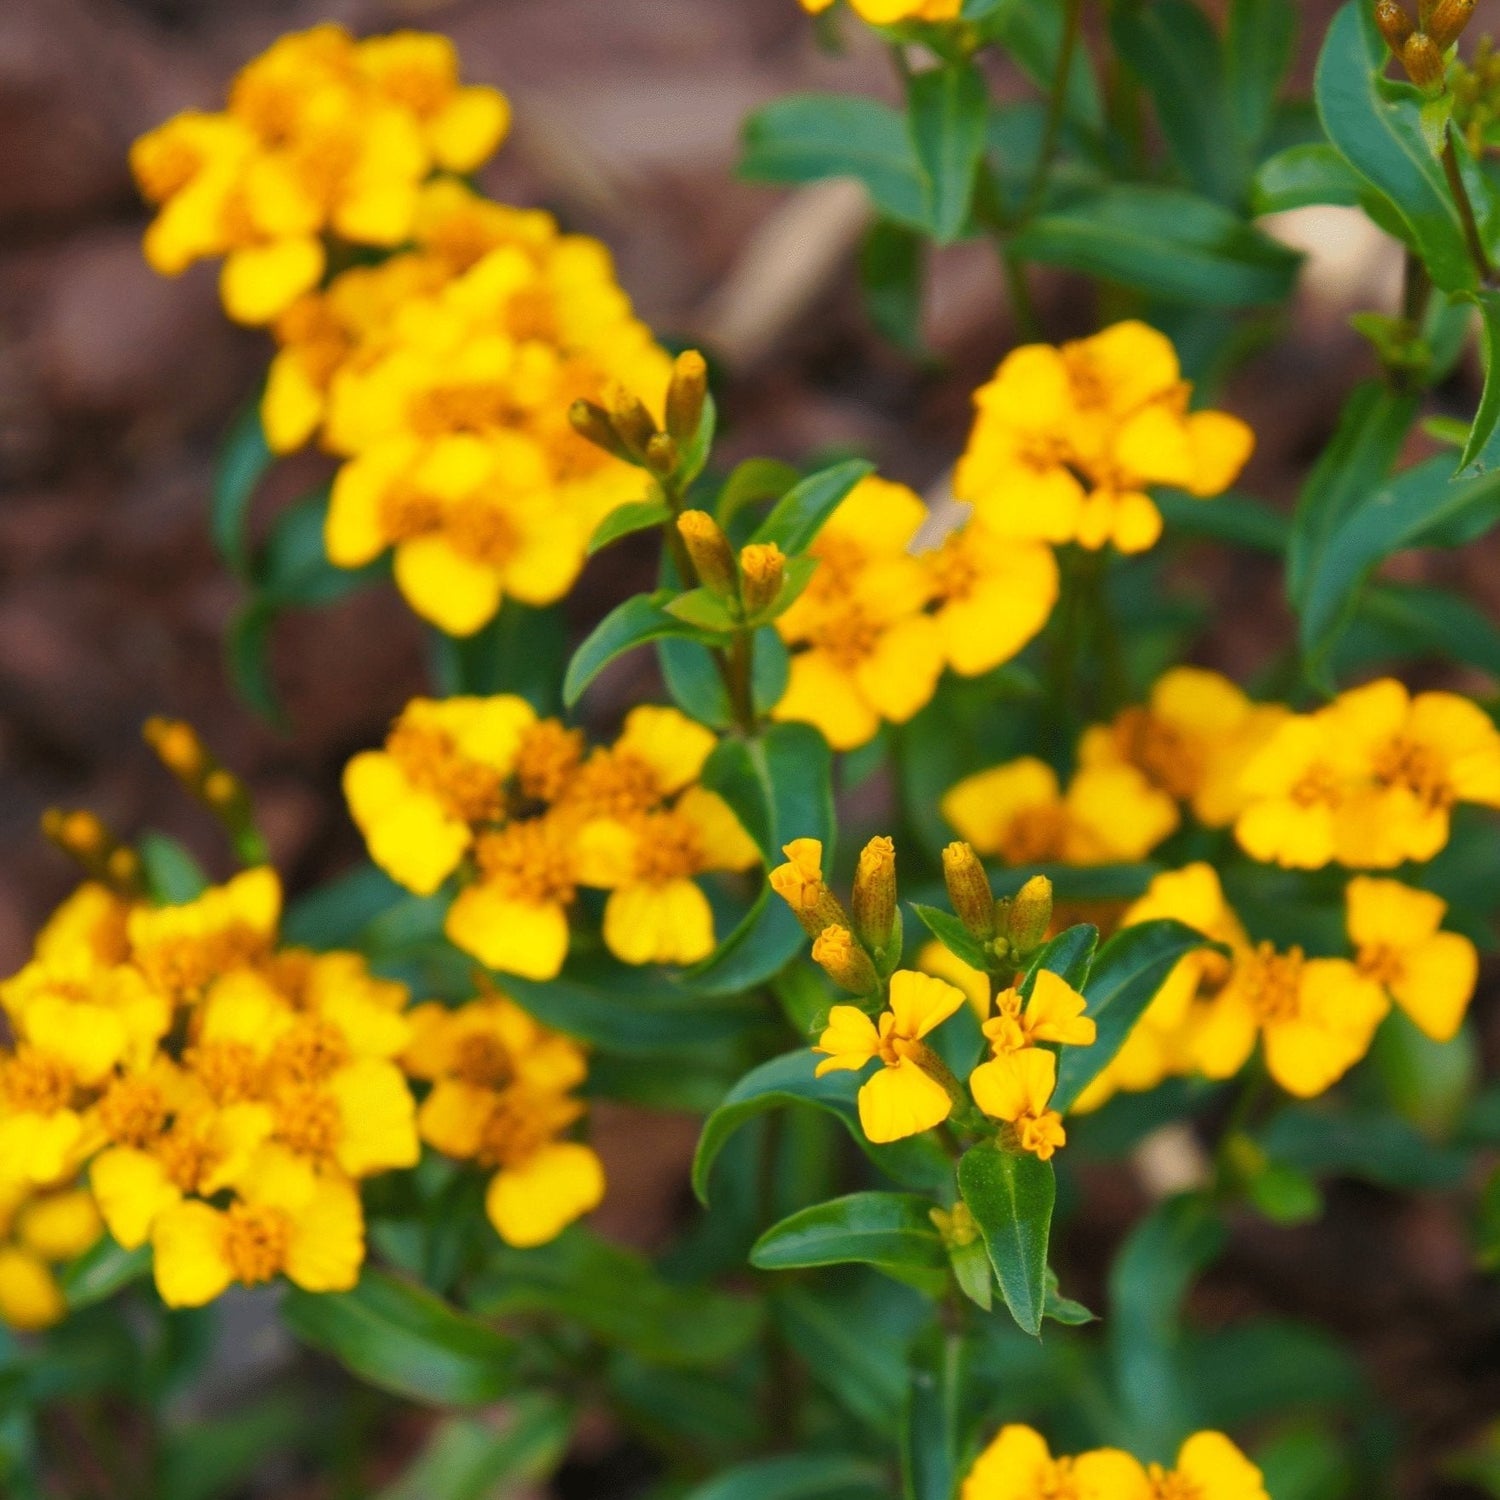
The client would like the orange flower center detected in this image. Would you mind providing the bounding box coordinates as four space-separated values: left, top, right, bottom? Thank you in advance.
998 804 1070 866
408 382 518 439
445 496 522 569
805 601 882 671
269 1019 351 1085
452 1033 514 1089
379 481 445 543
1147 1465 1202 1500
475 1088 581 1169
272 1083 342 1162
1356 943 1406 989
1372 736 1454 810
927 533 979 602
0 1049 74 1114
97 1076 169 1148
386 720 506 825
186 1040 264 1105
630 811 705 885
1289 761 1341 809
1240 942 1304 1023
1116 708 1204 801
157 1123 224 1194
223 1202 293 1286
134 927 269 1003
515 720 585 803
562 750 664 820
473 818 577 906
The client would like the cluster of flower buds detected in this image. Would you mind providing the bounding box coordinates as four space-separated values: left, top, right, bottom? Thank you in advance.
40 808 141 895
676 511 789 622
770 836 901 997
942 841 1053 976
569 350 709 482
1453 35 1500 152
1377 0 1476 90
143 717 267 863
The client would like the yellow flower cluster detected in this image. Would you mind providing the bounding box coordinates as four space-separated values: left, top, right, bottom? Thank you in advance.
955 321 1254 554
799 0 962 21
0 869 410 1313
131 27 511 325
773 476 1059 751
346 697 759 980
1076 862 1477 1110
1233 677 1500 869
404 991 603 1248
963 1424 1268 1500
773 838 1088 1157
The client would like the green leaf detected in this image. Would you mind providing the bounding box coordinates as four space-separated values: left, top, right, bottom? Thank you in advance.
58 1236 151 1311
1297 454 1500 668
587 498 671 555
692 1050 953 1205
1010 184 1300 306
1227 0 1298 153
564 590 721 706
1461 288 1500 474
680 1453 889 1500
1251 142 1364 213
373 1395 573 1500
750 1192 948 1287
717 458 802 532
1287 380 1418 603
956 1144 1055 1336
281 1270 518 1406
226 602 285 729
1154 488 1289 552
1339 581 1500 680
468 1228 761 1368
660 626 788 731
427 600 567 712
1314 2 1478 294
1246 1161 1324 1225
741 94 928 227
910 904 991 973
981 2 1104 136
1021 922 1097 995
138 832 210 903
211 398 272 581
906 61 989 242
902 1326 963 1500
1258 1103 1469 1189
1044 1269 1097 1326
1110 0 1247 205
257 490 380 608
1053 918 1209 1113
1108 1194 1226 1451
159 1394 313 1500
750 459 875 555
860 220 926 355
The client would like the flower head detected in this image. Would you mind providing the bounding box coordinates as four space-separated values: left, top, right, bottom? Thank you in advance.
968 1048 1067 1160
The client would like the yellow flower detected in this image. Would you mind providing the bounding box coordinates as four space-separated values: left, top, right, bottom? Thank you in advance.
955 321 1253 555
344 695 537 895
0 1184 103 1333
1073 863 1245 1113
968 1048 1067 1160
1233 709 1360 869
1192 943 1387 1097
405 994 604 1248
982 970 1096 1052
150 1143 364 1308
800 0 963 20
814 972 966 1143
961 1424 1145 1500
1345 877 1478 1042
926 524 1059 678
1326 678 1500 867
1138 1433 1270 1500
942 757 1178 866
917 939 989 1019
1078 668 1289 829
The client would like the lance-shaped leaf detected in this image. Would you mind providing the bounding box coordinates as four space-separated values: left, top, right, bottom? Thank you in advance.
1251 142 1364 214
211 397 273 581
910 903 992 972
1053 918 1210 1113
587 498 672 555
681 1453 889 1500
956 1143 1055 1336
751 1192 948 1290
902 1326 964 1500
1227 0 1298 154
564 590 725 707
1020 922 1098 996
906 61 988 242
1460 289 1500 475
59 1237 151 1312
748 459 875 556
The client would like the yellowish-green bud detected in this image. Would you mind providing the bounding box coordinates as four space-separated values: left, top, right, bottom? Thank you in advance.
605 383 659 460
769 838 849 936
665 349 709 443
942 841 996 940
1402 30 1447 88
738 542 786 616
644 432 680 479
851 836 898 953
812 924 880 995
929 1200 980 1249
144 716 208 785
1428 0 1475 49
1006 874 1054 956
567 399 635 464
677 510 738 598
1375 0 1416 52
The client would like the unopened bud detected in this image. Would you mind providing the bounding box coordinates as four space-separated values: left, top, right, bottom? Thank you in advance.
942 841 996 940
812 924 880 995
568 399 635 464
144 716 208 785
106 847 142 891
930 1200 980 1249
738 543 786 615
1005 875 1053 956
202 769 243 813
769 837 849 936
1402 30 1447 87
1427 0 1475 49
677 510 737 598
1375 0 1416 52
43 808 107 859
665 349 709 443
851 836 897 953
644 432 679 479
605 383 658 459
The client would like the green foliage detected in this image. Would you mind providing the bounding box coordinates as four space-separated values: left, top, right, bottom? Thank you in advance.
956 1146 1055 1337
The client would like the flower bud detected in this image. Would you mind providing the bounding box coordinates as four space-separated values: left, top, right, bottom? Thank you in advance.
812 924 880 994
929 1200 980 1249
605 383 658 460
1427 0 1475 49
851 836 897 953
677 510 738 598
738 543 786 616
1005 875 1054 956
644 432 680 479
943 841 996 940
1402 30 1447 88
1375 0 1416 52
43 808 107 859
769 838 849 936
144 716 208 785
106 847 143 891
568 399 636 464
665 349 709 443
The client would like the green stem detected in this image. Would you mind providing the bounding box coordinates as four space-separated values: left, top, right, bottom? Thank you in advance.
1021 0 1084 218
1002 250 1042 341
1441 120 1495 285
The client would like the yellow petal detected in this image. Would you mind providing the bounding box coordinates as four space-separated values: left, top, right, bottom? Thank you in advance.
1345 876 1444 950
220 238 325 327
152 1201 233 1309
429 87 512 173
283 1175 364 1294
418 1079 496 1160
393 535 505 637
343 751 471 896
774 648 882 752
941 759 1059 854
90 1147 180 1250
1392 931 1477 1042
329 1059 420 1177
16 1189 102 1261
485 1141 605 1248
854 614 946 726
970 1048 1057 1122
445 887 570 980
887 970 966 1040
857 1059 952 1143
815 1005 883 1073
677 787 761 872
961 1424 1056 1500
1184 410 1254 496
0 1249 65 1332
614 706 717 795
602 880 716 967
1174 1431 1268 1500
